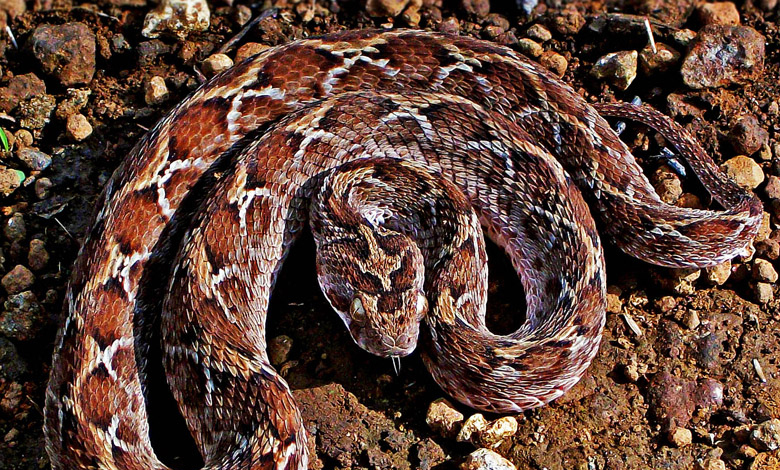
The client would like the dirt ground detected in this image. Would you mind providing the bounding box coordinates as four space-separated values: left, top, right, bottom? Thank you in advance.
0 0 779 469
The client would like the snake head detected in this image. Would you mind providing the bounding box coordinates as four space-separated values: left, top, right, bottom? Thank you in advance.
313 225 428 359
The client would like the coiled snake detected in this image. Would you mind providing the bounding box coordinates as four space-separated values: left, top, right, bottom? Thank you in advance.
43 29 762 469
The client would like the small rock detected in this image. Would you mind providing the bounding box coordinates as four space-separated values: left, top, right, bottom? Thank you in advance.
0 0 25 19
751 450 780 469
697 2 740 26
235 42 270 64
0 291 43 341
142 0 211 39
202 54 234 77
17 94 57 132
758 144 772 161
145 76 170 106
753 259 778 283
457 413 488 443
0 337 28 381
28 22 96 86
639 43 681 74
365 0 413 17
606 286 622 314
111 34 132 54
415 438 447 470
427 398 464 438
66 113 92 141
729 115 769 156
683 309 701 330
517 38 543 58
438 17 460 34
267 335 293 366
751 419 780 451
590 51 638 90
137 40 171 66
697 457 726 470
550 7 585 35
681 25 765 89
28 239 48 272
477 416 518 448
526 24 551 42
0 169 24 197
1 265 34 295
756 239 780 260
668 426 693 447
4 213 25 242
754 282 773 304
14 130 33 148
655 267 700 295
765 175 780 200
34 177 52 199
17 148 52 172
55 88 92 121
460 0 490 18
0 73 46 113
621 358 641 382
721 155 764 189
461 448 516 470
540 51 567 77
654 176 683 204
705 260 731 285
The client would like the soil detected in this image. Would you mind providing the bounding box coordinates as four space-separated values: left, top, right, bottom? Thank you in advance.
0 0 779 469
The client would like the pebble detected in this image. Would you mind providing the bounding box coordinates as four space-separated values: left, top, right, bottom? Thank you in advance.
457 413 488 443
0 337 28 381
0 291 42 341
29 22 96 86
365 0 413 17
540 51 567 78
267 335 293 366
721 155 764 189
438 17 460 35
752 258 778 283
28 239 48 272
756 239 780 260
4 213 25 242
477 416 518 448
526 24 551 42
697 457 726 470
14 129 33 148
683 309 701 330
705 260 731 285
66 113 92 141
751 450 780 469
17 148 51 172
142 0 211 39
550 7 585 35
235 43 270 64
654 176 683 204
590 51 637 90
516 39 543 58
0 168 24 197
655 267 700 295
1 265 34 295
765 175 780 200
668 426 693 447
697 2 740 26
461 448 516 470
145 76 170 106
415 438 447 470
606 285 622 314
729 115 769 156
460 0 490 18
55 88 91 121
0 73 46 113
681 25 765 89
34 177 52 199
17 94 56 132
137 40 171 66
426 398 464 438
639 43 680 75
753 282 773 304
751 419 780 451
202 54 234 77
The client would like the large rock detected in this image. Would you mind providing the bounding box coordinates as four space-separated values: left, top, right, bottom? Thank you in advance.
28 22 96 86
681 25 765 89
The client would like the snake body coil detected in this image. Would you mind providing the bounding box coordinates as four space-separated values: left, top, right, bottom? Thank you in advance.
44 29 762 469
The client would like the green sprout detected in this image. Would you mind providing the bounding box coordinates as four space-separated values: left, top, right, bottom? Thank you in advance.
0 128 8 152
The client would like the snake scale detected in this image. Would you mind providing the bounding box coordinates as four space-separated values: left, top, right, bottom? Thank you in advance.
43 29 762 469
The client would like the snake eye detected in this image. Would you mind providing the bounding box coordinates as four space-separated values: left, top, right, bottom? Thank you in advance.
350 297 366 321
416 294 428 319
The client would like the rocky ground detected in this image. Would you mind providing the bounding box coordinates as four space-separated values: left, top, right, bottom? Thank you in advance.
0 0 779 469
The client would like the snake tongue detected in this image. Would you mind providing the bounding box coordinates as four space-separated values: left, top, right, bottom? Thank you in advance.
391 356 402 376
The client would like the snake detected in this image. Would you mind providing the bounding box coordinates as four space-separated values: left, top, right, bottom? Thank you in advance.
43 29 762 469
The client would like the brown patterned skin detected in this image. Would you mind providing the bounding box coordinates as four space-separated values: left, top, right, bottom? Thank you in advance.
43 29 762 469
